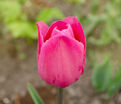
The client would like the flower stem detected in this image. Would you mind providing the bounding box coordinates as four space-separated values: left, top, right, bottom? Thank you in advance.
56 88 63 104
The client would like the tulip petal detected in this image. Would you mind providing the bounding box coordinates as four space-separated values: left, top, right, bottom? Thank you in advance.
44 21 68 42
36 21 49 39
36 21 48 57
63 16 86 72
38 35 84 88
63 16 86 49
51 24 74 38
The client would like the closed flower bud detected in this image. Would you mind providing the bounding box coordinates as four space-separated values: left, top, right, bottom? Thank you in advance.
37 17 86 88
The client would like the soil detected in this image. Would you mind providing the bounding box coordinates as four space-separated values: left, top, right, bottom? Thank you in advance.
0 39 121 104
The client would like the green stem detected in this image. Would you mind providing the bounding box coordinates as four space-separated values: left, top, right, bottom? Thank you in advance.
56 88 63 104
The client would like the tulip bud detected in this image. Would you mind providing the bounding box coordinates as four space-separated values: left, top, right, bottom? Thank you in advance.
37 16 86 88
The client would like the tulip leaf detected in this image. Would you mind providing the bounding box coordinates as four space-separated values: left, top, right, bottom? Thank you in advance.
107 66 121 97
28 83 44 104
92 60 112 92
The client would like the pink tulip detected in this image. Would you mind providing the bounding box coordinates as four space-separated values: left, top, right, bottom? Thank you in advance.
37 16 86 88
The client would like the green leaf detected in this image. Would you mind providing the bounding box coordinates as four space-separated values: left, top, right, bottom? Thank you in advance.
17 0 28 4
7 21 37 39
37 8 65 23
89 0 121 46
92 60 112 92
91 0 100 14
28 83 44 104
79 14 106 37
0 1 21 23
107 67 121 97
67 0 86 4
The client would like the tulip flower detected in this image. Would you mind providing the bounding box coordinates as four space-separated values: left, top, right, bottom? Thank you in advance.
37 16 86 88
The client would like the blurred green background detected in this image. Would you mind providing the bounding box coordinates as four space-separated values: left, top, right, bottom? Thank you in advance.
0 0 121 104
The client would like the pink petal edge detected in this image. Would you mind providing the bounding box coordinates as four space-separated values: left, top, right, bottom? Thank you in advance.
36 21 49 60
44 21 68 42
51 24 74 38
63 16 86 49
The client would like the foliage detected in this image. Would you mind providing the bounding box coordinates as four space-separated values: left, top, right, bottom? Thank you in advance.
0 1 21 23
67 0 86 4
0 0 120 45
28 83 44 104
92 61 121 97
79 14 106 36
88 0 121 45
37 8 65 23
107 66 121 97
0 0 36 39
91 0 100 14
0 0 64 40
92 60 112 92
7 21 37 39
